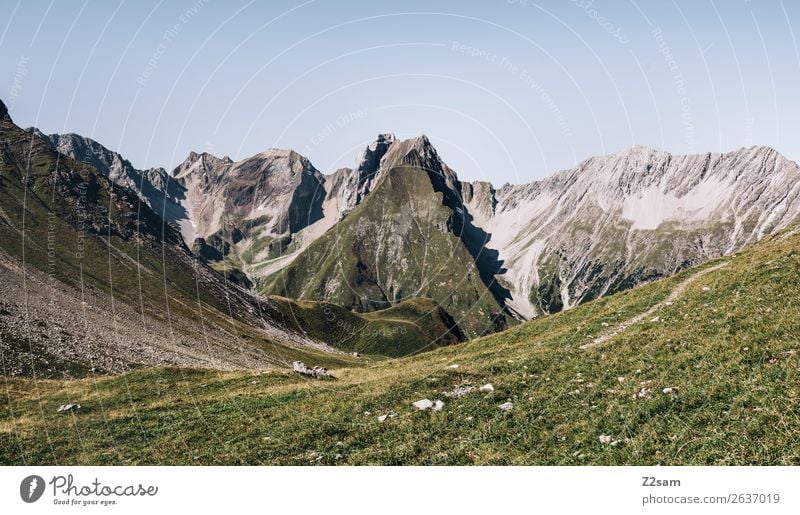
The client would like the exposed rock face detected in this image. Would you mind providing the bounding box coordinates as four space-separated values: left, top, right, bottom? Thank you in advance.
44 132 143 189
34 131 189 229
474 145 800 318
351 132 396 206
328 133 463 220
43 134 334 283
170 148 326 250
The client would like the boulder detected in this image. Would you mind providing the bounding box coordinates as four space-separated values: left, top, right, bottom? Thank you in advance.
292 361 330 379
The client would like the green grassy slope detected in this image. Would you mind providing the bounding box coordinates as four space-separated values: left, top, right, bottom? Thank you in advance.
262 166 509 339
269 296 464 357
3 224 798 465
0 109 356 374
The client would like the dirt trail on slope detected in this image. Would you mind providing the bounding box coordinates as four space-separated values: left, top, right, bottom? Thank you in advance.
581 262 728 349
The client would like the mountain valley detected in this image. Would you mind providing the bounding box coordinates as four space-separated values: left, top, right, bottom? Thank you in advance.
3 96 800 465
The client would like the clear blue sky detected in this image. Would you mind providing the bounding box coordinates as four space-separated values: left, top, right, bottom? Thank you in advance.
2 0 798 184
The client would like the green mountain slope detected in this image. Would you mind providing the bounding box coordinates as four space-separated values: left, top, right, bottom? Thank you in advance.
4 220 798 464
0 100 356 376
269 296 464 357
263 166 510 338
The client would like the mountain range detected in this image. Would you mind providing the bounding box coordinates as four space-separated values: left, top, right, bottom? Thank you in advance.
4 96 800 465
3 96 800 374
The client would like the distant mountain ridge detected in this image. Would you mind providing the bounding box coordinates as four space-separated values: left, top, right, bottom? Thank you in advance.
38 122 800 332
473 144 800 317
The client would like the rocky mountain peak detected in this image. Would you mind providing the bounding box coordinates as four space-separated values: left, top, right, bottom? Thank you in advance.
255 148 298 160
34 132 141 188
582 144 668 173
347 133 399 205
355 134 395 174
619 143 658 155
24 127 47 139
249 148 319 178
380 134 442 172
370 132 396 149
174 151 232 180
738 144 781 161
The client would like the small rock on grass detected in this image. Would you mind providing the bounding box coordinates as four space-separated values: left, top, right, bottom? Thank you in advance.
413 399 445 411
413 399 434 410
499 401 513 412
598 434 613 444
479 383 494 393
444 385 473 398
57 404 82 414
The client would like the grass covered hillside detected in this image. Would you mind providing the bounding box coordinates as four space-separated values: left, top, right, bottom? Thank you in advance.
3 223 799 465
0 102 357 376
269 296 464 357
